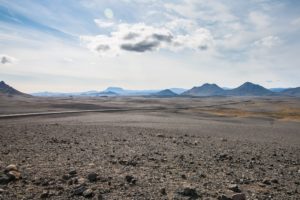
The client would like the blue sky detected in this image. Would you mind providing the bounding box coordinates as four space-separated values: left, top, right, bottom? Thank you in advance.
0 0 300 92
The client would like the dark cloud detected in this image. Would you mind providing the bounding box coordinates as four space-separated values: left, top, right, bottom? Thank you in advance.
96 44 110 52
123 32 140 40
0 55 15 65
1 55 16 64
199 45 208 50
121 40 160 52
1 56 10 64
120 32 174 52
152 33 173 43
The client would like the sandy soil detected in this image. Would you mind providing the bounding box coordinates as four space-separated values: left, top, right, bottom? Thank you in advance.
0 96 299 199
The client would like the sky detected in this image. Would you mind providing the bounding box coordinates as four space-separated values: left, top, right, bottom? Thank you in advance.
0 0 300 92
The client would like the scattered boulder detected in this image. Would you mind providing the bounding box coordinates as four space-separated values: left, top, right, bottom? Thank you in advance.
87 172 98 182
228 184 241 193
271 179 279 184
262 179 271 185
177 187 199 198
78 177 86 185
0 164 21 184
119 159 138 166
98 194 104 200
0 174 11 185
5 164 18 172
160 188 167 195
40 190 50 199
156 134 165 138
83 189 94 198
67 177 78 185
218 194 231 200
125 175 137 185
8 170 21 180
232 193 246 200
69 168 77 176
98 176 111 183
62 174 71 181
98 188 111 194
72 185 87 196
217 153 233 161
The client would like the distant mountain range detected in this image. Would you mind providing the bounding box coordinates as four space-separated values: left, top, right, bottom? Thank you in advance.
1 80 300 97
32 87 187 97
182 82 300 97
103 87 160 96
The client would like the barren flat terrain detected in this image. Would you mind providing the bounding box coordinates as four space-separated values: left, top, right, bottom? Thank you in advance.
0 96 299 199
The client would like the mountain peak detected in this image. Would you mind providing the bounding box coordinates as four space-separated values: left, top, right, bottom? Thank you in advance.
241 82 256 87
104 87 124 93
201 83 221 88
106 86 123 90
0 81 27 96
182 83 224 96
154 89 178 97
227 82 272 96
203 83 216 86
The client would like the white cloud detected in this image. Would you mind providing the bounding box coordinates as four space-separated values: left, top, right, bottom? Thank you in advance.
63 57 74 63
0 54 17 65
164 0 237 23
94 19 115 28
254 35 281 48
80 22 214 56
291 17 300 26
165 18 198 33
249 11 270 29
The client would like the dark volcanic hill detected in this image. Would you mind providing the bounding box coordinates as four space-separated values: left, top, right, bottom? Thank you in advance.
226 82 273 96
0 81 27 96
153 89 178 97
182 83 225 96
280 87 300 96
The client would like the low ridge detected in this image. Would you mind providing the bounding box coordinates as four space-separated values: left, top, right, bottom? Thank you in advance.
280 87 300 96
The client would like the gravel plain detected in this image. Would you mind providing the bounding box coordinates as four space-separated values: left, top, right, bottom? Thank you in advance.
0 96 299 200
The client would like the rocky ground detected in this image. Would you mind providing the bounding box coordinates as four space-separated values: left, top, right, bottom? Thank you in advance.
0 97 299 199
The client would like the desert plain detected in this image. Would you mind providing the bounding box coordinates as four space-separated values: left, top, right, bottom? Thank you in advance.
0 95 299 199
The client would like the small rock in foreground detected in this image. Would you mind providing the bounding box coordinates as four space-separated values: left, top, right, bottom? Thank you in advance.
83 189 94 198
177 187 199 198
72 185 87 196
87 172 98 182
228 184 241 193
218 194 231 200
232 193 246 200
125 175 137 185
